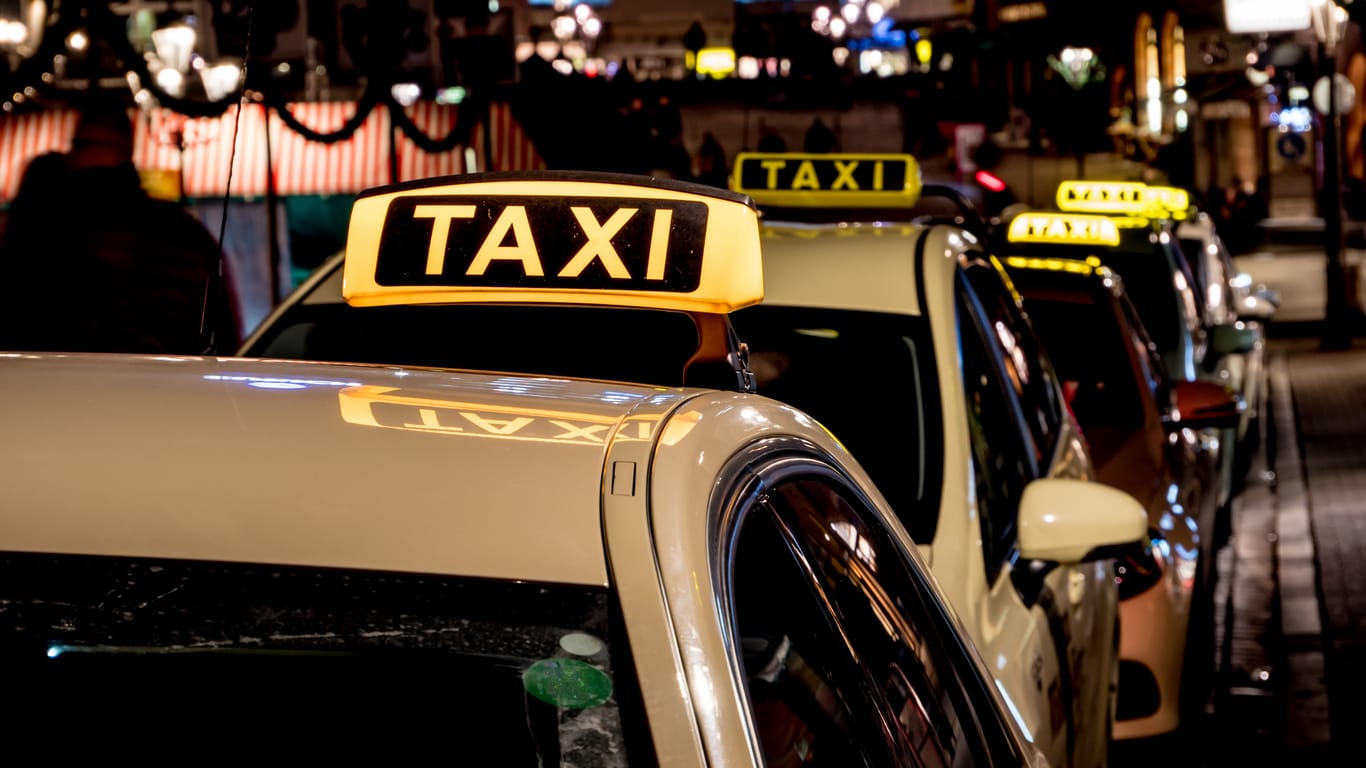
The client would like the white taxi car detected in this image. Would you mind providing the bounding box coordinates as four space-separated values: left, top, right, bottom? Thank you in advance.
725 153 1147 768
1176 208 1273 471
1 173 1136 765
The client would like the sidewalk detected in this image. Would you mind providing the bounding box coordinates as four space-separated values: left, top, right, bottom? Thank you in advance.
1206 338 1366 766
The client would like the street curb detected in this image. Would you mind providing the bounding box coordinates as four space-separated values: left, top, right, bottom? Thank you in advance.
1274 352 1333 757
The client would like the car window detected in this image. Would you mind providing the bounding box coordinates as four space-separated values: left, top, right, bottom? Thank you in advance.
961 259 1063 465
1114 283 1172 407
1015 284 1146 465
731 474 1022 768
730 305 943 543
0 552 653 765
956 282 1034 583
1007 229 1200 381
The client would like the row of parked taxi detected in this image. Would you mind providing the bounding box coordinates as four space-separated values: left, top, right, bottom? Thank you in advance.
0 157 1274 765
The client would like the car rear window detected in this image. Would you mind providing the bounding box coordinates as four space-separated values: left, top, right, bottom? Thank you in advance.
0 552 651 765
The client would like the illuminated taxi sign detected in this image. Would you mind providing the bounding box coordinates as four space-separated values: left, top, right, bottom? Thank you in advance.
338 385 660 446
343 173 763 314
731 152 922 208
1146 185 1191 220
1055 181 1150 214
1006 213 1121 246
1056 180 1193 220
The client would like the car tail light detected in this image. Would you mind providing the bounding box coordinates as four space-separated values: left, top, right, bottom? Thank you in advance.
974 170 1008 193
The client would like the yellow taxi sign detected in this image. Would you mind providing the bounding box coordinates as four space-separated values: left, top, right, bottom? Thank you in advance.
1056 180 1192 220
1006 213 1121 246
731 152 922 208
342 173 764 314
1055 181 1150 214
1146 185 1191 220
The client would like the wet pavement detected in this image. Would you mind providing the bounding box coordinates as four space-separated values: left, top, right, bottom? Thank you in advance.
1113 335 1366 767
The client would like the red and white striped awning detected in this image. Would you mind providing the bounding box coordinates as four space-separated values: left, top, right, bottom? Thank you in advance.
0 110 77 201
134 105 271 198
0 100 544 204
272 101 390 196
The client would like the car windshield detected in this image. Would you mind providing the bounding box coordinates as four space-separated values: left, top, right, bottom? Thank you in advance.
0 552 650 765
730 305 943 543
1005 227 1199 380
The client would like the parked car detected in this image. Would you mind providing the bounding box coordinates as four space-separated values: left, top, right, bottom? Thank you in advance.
1002 254 1243 739
1 171 1063 765
726 151 1147 768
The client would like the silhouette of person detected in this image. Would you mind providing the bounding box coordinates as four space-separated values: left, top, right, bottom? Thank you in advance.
757 128 788 153
694 132 729 189
803 118 839 153
0 97 239 354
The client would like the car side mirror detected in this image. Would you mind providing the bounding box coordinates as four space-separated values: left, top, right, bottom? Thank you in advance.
1016 478 1147 564
1209 321 1259 356
1166 380 1244 431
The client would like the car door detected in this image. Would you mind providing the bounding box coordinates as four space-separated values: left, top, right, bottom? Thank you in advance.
956 259 1115 767
724 461 1030 767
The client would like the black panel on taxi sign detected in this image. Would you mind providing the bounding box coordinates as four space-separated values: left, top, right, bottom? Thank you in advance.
375 195 707 292
731 152 922 209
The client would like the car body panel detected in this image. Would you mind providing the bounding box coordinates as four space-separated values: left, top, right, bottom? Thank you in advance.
0 353 678 587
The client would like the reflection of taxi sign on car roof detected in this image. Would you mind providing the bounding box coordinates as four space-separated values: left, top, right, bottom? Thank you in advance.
338 385 660 446
1006 212 1121 246
342 172 763 315
730 152 922 208
1004 255 1103 275
1056 180 1190 220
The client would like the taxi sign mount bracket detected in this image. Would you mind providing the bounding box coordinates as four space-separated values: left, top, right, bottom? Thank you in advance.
683 313 756 393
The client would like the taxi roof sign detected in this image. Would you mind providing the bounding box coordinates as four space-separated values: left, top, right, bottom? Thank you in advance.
731 152 922 208
1055 181 1150 214
342 172 764 314
1006 212 1121 246
1056 180 1192 220
1146 185 1192 220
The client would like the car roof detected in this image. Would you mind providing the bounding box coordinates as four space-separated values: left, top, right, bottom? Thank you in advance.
755 221 930 315
0 353 687 587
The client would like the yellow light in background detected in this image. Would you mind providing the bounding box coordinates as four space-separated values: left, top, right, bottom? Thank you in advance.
915 38 933 67
696 47 736 78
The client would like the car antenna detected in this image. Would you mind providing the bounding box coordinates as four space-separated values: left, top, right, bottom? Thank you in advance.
199 0 256 355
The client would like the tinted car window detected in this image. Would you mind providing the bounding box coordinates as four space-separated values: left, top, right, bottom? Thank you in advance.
0 553 651 765
731 306 943 543
1005 227 1200 381
956 285 1034 583
1013 282 1146 465
732 475 1023 768
962 259 1063 464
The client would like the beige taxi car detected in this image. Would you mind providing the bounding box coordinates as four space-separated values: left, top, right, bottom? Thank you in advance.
0 172 1137 765
724 152 1148 768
